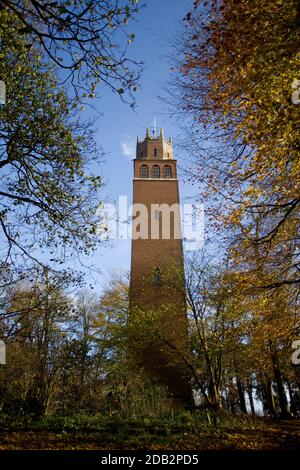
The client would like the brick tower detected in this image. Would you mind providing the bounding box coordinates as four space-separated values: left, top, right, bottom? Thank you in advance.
129 127 192 406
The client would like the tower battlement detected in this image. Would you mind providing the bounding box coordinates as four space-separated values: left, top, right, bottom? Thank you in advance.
136 128 173 160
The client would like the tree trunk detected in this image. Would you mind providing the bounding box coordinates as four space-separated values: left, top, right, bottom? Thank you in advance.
208 379 222 410
272 354 291 419
224 378 232 412
227 375 237 413
236 376 247 414
247 381 255 415
264 380 277 417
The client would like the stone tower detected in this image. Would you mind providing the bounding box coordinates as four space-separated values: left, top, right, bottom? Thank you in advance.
129 127 192 406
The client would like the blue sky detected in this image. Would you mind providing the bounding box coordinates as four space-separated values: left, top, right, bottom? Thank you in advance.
78 0 196 288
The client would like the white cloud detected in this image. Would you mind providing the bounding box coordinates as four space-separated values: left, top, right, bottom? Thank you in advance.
120 134 134 160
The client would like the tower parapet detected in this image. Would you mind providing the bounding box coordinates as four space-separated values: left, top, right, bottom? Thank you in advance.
136 128 173 160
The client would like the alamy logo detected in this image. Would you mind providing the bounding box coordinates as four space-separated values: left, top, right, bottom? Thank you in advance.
0 80 6 105
292 79 300 105
292 340 300 365
97 196 204 251
0 341 6 365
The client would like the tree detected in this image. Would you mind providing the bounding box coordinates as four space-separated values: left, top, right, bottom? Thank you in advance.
183 254 250 410
55 289 109 413
226 210 300 417
127 255 249 410
0 269 72 416
0 0 142 102
0 274 173 417
172 0 300 289
93 275 129 381
95 276 172 417
0 11 103 279
0 277 126 416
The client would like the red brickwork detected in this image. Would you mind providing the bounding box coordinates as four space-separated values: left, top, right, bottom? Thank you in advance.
130 129 192 406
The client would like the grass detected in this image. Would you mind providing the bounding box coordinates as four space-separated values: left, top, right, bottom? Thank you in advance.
0 410 299 450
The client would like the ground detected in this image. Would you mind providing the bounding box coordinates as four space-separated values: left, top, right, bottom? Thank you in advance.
0 418 299 450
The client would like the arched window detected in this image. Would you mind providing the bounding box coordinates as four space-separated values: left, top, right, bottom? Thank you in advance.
140 165 148 178
152 165 160 179
163 165 172 179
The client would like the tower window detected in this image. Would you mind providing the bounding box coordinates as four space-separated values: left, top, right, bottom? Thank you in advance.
140 164 148 178
163 165 172 179
151 165 160 179
140 151 145 158
154 148 157 157
153 267 162 286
